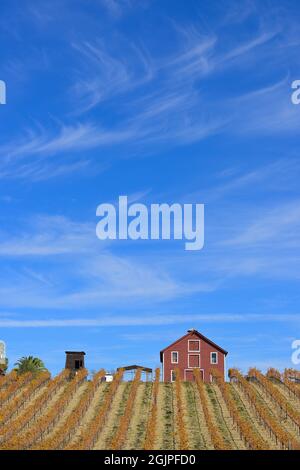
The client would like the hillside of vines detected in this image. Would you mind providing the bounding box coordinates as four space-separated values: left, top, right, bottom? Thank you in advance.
1 367 300 450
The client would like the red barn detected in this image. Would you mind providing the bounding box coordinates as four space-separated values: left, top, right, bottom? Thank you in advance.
160 329 228 382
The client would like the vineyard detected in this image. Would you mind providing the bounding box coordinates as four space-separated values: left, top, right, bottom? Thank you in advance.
1 367 300 450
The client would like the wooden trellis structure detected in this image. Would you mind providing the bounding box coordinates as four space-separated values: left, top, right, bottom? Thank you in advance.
117 365 153 381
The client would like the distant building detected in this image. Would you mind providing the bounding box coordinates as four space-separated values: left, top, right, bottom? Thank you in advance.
0 340 6 364
65 351 85 371
102 374 114 382
0 340 6 376
160 329 228 383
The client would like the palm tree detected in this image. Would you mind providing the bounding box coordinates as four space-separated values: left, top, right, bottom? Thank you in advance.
14 356 47 375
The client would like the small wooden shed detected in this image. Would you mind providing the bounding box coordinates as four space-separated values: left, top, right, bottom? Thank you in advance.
65 351 85 370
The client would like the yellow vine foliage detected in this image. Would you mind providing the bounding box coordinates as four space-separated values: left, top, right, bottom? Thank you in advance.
283 369 300 400
230 368 300 450
0 369 69 446
266 368 282 381
1 369 87 450
110 369 142 450
248 368 300 439
193 369 229 450
34 369 106 450
66 369 124 450
284 369 300 381
144 368 160 450
210 369 269 450
174 369 189 450
0 371 50 426
0 372 32 406
0 371 18 390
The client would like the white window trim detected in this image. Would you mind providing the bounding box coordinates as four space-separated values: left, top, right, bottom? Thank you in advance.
188 353 200 368
188 339 200 352
171 370 176 382
171 351 179 364
210 351 218 364
184 368 204 381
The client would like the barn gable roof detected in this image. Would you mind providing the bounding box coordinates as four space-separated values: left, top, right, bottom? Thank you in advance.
160 329 228 362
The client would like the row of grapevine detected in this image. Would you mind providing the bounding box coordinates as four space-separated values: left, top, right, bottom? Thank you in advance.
35 370 106 449
0 372 32 406
0 371 17 390
284 369 300 382
265 368 300 401
248 368 300 435
66 369 124 450
265 368 300 387
0 371 50 426
193 369 229 450
282 370 300 400
1 369 87 450
229 368 300 450
211 370 269 450
174 369 189 450
0 369 69 445
144 368 160 450
266 368 282 381
4 368 300 450
110 369 142 450
264 368 300 401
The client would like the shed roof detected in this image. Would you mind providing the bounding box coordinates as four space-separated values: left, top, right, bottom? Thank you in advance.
65 351 86 355
117 364 152 373
160 329 228 362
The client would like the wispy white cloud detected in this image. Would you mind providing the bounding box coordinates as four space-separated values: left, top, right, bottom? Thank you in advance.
0 122 136 179
1 13 294 181
0 213 215 309
223 200 300 248
0 252 214 309
100 0 123 18
22 268 54 287
99 0 136 19
217 29 278 66
0 312 299 328
220 0 256 26
226 77 300 134
161 31 216 79
0 215 96 256
70 22 278 131
71 40 154 113
0 122 135 160
207 159 300 201
5 159 94 182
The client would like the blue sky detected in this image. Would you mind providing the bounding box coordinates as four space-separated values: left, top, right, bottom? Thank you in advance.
0 0 300 375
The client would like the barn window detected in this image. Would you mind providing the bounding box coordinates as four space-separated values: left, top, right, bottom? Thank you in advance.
188 354 200 368
171 370 176 382
211 352 218 364
188 340 200 352
171 351 178 364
